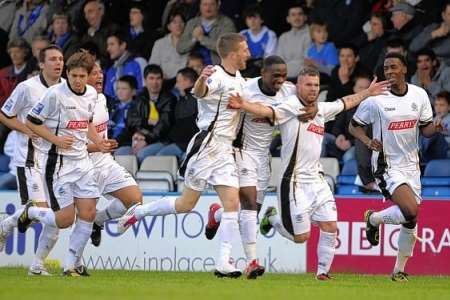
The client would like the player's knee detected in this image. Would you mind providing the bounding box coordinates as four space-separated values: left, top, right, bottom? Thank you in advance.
294 233 310 243
58 217 75 229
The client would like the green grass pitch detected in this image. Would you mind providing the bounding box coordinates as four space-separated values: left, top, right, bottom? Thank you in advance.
0 268 449 300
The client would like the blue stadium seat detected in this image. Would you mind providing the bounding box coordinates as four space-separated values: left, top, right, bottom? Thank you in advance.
341 159 358 175
0 154 10 172
336 185 364 195
422 187 450 197
421 177 450 186
423 159 450 177
337 175 356 185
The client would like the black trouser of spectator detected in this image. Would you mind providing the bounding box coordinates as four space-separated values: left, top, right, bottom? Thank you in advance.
355 125 374 185
0 124 11 154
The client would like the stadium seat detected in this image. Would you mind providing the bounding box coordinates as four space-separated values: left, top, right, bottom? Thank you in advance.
337 175 356 185
114 155 138 176
268 157 282 191
423 159 450 177
136 156 178 192
0 154 10 173
421 177 450 186
336 185 364 195
422 187 450 197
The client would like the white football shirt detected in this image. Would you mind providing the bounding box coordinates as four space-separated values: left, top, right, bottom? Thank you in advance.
196 65 246 142
352 84 433 172
27 81 97 159
239 77 296 153
275 95 344 183
1 74 65 167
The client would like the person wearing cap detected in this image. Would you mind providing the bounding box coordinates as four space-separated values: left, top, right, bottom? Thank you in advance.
0 38 34 105
410 2 450 65
48 13 79 59
389 2 423 46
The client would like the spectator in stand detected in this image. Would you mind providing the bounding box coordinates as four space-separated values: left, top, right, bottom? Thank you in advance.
104 30 143 99
0 0 17 33
305 21 338 78
177 0 236 65
389 2 423 46
115 64 176 164
310 0 370 46
154 67 199 161
161 0 199 29
46 0 84 32
351 12 388 72
434 91 450 151
374 38 415 80
127 2 155 60
149 12 188 81
29 35 49 71
108 75 138 147
327 44 371 103
240 4 277 60
48 13 79 60
79 0 117 62
410 2 450 65
0 38 33 106
186 51 205 75
276 3 311 80
411 49 450 102
9 0 49 45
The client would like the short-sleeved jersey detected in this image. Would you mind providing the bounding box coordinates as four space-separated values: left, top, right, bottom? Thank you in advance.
196 65 246 142
238 77 296 153
352 84 432 172
1 75 65 167
275 95 344 183
27 82 97 159
89 92 115 168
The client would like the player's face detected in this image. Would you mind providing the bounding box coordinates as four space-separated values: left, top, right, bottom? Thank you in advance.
67 67 89 93
297 74 320 104
234 40 250 70
262 63 287 93
383 58 407 87
41 49 64 80
88 63 103 93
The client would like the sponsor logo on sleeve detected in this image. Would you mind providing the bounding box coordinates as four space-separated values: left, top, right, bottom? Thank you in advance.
32 103 44 115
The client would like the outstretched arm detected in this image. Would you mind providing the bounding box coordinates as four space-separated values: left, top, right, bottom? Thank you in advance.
341 77 389 111
228 93 274 118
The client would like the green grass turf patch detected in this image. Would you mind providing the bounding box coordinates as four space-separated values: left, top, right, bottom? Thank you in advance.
0 268 449 300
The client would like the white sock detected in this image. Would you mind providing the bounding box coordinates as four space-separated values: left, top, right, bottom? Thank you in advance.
239 210 257 263
1 209 23 233
269 213 294 241
393 225 417 274
28 207 57 227
135 196 177 219
217 211 239 266
65 219 93 271
214 207 223 223
317 230 337 275
95 199 127 226
370 205 406 226
31 225 59 268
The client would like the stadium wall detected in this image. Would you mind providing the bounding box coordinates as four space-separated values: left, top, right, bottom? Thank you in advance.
1 192 449 274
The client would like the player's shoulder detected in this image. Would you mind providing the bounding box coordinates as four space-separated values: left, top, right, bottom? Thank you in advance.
407 83 429 101
282 94 302 108
243 77 259 91
280 81 296 95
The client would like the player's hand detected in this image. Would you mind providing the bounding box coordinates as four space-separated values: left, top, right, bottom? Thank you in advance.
298 104 318 122
366 76 390 97
26 130 40 142
228 93 244 109
366 138 382 152
56 135 75 149
199 65 215 81
97 139 118 153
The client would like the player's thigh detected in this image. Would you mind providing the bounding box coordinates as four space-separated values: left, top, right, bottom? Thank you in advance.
391 183 419 218
215 185 240 212
239 186 257 210
109 185 142 208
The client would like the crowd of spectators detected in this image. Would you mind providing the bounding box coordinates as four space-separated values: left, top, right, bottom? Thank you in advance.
0 0 449 193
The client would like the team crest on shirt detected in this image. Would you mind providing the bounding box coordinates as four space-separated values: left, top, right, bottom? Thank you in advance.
411 102 418 112
58 186 66 196
32 103 44 115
